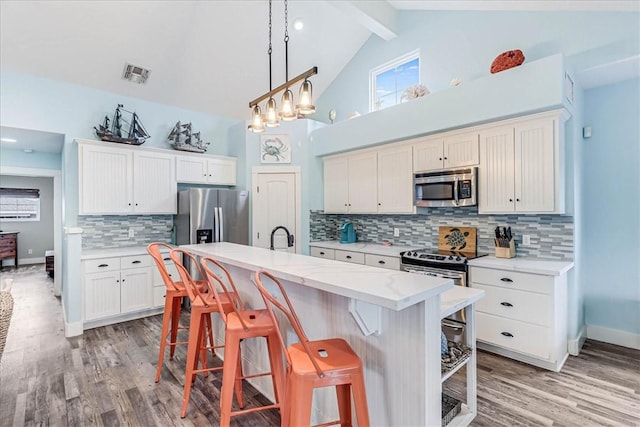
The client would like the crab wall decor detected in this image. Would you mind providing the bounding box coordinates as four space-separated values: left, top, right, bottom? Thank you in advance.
260 134 291 163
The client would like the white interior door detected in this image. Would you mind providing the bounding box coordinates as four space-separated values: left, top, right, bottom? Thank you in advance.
252 171 298 253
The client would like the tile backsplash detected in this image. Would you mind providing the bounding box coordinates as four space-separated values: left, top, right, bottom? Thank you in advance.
310 207 574 260
79 215 173 250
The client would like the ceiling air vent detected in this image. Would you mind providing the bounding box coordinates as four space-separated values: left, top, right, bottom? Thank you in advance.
122 63 151 84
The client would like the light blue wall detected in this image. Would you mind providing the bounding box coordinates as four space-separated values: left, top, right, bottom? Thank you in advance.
0 148 61 170
0 70 240 328
315 10 639 125
582 78 640 335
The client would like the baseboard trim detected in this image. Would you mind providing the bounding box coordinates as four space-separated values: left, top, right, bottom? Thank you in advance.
568 325 586 355
62 298 83 338
586 324 640 350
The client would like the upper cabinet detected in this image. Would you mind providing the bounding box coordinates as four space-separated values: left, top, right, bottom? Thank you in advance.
479 112 565 214
323 144 414 214
175 154 236 186
413 131 479 172
79 141 176 215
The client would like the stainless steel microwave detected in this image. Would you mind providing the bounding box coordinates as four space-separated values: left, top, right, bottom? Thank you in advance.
414 167 477 207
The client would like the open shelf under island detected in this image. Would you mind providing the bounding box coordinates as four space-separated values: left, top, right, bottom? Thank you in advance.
182 242 484 426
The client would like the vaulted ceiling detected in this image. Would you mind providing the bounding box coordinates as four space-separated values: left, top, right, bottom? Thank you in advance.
1 0 638 124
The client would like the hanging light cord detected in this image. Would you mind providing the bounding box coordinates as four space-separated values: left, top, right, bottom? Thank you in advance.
284 0 289 82
268 0 273 91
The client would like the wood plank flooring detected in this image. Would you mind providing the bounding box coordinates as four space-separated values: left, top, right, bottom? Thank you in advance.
1 265 639 426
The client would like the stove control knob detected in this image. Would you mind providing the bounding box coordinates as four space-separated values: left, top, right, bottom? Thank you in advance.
456 256 461 261
448 255 454 260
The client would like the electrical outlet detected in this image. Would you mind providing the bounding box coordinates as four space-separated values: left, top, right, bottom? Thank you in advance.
393 227 400 237
128 228 135 238
522 235 531 246
28 248 33 254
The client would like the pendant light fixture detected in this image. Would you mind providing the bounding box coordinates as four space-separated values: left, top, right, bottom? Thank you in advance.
248 0 318 133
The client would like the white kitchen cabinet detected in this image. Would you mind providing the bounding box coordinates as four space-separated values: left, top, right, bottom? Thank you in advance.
469 264 568 371
176 154 236 186
479 112 565 214
323 145 413 214
323 152 377 213
377 145 414 213
413 131 479 172
83 253 155 327
78 141 176 215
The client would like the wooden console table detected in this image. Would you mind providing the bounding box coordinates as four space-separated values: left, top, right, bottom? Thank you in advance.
0 232 19 268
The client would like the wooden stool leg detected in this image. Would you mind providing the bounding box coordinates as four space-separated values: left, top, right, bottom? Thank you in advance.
169 295 181 359
155 294 173 383
220 332 242 427
351 373 370 427
288 375 314 427
181 311 203 418
336 384 352 427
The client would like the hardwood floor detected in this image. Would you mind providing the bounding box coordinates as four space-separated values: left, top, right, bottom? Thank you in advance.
1 265 638 426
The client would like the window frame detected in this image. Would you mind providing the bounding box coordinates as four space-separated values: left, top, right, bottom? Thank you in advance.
0 188 41 222
369 49 421 113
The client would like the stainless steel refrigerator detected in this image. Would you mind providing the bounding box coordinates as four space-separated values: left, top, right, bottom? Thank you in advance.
174 188 249 247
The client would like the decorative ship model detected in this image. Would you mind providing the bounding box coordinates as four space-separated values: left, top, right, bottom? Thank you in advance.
167 121 210 153
94 104 150 145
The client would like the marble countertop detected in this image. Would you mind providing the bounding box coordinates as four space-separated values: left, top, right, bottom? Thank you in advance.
309 240 418 257
468 255 574 276
183 242 453 311
440 286 485 319
81 245 169 260
0 231 19 235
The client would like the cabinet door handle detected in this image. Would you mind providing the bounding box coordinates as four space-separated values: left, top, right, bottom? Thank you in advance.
516 198 520 202
116 279 120 283
500 277 513 283
444 156 448 160
501 332 514 338
122 279 125 282
346 255 352 259
500 301 513 307
509 198 513 202
98 264 109 268
163 257 171 261
378 260 386 265
319 251 325 255
439 157 443 161
128 203 132 206
132 260 141 264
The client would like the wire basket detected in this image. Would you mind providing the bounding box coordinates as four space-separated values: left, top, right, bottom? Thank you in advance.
442 393 462 425
0 291 14 361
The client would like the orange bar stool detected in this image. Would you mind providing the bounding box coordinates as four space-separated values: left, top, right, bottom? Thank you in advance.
147 242 202 383
200 257 285 427
170 248 243 418
254 270 371 427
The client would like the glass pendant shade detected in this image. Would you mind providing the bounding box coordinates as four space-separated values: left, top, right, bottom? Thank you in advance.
265 98 280 127
296 79 315 115
248 105 265 133
279 89 297 121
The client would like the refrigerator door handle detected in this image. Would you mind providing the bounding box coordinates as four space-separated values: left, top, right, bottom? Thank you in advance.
213 206 220 242
218 207 224 242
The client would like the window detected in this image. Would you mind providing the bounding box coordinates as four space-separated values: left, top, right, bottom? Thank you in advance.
370 50 420 112
0 188 40 221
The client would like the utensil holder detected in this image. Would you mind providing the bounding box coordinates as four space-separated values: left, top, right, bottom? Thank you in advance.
495 239 516 258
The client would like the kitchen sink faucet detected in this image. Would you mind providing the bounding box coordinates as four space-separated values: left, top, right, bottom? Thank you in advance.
270 226 294 250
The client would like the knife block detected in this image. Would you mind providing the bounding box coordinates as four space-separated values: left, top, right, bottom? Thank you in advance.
495 239 516 258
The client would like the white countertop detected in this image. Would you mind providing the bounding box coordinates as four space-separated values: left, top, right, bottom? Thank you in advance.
182 242 453 311
440 286 485 319
309 240 417 257
468 255 574 276
81 245 169 260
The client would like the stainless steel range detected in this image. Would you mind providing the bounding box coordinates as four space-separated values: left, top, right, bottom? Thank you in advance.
401 249 487 341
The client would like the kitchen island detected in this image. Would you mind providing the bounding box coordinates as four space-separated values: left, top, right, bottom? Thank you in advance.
182 242 477 426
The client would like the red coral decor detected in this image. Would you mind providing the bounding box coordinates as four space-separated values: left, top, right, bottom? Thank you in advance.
490 49 525 74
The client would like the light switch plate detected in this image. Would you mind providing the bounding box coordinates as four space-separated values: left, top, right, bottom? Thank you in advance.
522 235 531 246
393 227 400 237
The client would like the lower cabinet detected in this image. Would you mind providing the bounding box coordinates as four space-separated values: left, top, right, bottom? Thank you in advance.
310 246 400 271
83 254 155 325
469 265 568 371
